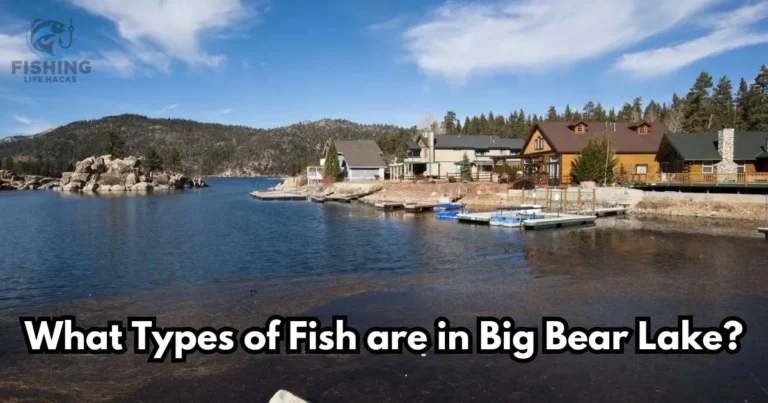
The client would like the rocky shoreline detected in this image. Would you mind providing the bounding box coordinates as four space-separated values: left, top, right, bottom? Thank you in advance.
0 155 208 193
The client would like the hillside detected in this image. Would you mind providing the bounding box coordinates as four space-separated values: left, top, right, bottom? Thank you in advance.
0 114 417 176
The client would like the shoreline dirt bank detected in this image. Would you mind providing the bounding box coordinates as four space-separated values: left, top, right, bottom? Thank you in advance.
273 178 768 221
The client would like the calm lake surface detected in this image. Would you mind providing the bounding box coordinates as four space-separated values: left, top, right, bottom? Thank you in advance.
1 178 767 402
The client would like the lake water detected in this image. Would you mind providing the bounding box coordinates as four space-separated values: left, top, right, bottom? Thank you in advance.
1 178 768 402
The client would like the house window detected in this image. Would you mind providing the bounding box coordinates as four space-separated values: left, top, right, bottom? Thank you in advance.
534 138 544 151
575 124 584 134
638 126 648 134
702 162 716 174
476 149 488 157
635 164 648 174
737 163 746 174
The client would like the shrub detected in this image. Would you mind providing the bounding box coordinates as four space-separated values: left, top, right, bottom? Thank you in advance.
570 137 617 185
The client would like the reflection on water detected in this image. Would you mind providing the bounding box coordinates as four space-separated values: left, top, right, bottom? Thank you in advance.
1 178 768 401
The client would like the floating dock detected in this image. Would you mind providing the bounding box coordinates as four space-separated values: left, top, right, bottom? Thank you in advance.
309 196 325 203
375 202 405 210
457 206 544 224
759 228 767 239
250 191 307 201
523 214 597 230
404 203 440 213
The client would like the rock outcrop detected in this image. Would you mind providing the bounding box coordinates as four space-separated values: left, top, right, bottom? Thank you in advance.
54 155 208 193
0 170 59 190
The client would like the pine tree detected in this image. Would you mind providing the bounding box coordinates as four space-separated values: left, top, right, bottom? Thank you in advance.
460 152 473 182
745 65 768 131
102 129 125 158
323 140 342 179
631 97 643 121
683 71 714 131
495 115 506 137
564 105 574 121
470 116 480 134
546 106 559 121
142 147 163 173
594 103 607 121
583 101 595 120
478 113 488 134
608 108 617 122
736 78 750 130
643 100 660 123
617 103 634 121
665 93 685 132
710 75 735 130
165 148 182 173
442 111 457 134
463 117 471 134
455 119 462 133
570 137 617 185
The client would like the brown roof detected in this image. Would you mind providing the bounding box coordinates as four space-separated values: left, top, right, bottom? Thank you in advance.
531 121 669 154
333 140 387 168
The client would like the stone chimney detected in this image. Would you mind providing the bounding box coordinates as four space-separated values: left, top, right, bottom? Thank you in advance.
716 128 737 174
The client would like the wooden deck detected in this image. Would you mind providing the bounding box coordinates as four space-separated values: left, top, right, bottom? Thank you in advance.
631 173 768 188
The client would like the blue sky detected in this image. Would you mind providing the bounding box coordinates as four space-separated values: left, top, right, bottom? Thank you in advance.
1 0 767 137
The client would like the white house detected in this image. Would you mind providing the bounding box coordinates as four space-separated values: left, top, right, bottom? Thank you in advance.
320 139 387 180
404 132 524 179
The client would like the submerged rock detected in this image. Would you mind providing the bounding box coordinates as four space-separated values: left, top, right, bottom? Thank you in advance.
268 390 307 403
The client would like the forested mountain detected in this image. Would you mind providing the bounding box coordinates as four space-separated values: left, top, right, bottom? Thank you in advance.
0 115 417 176
3 65 766 177
439 65 768 137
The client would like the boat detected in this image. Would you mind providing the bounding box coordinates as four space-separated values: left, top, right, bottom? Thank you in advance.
436 211 462 220
433 202 463 211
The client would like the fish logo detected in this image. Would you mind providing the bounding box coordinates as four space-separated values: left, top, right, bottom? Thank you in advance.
26 18 74 58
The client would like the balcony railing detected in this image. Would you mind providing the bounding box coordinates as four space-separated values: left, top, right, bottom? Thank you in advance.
631 172 768 185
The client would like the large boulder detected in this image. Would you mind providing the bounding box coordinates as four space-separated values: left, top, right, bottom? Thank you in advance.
100 167 124 186
153 173 170 186
60 172 73 186
75 157 95 174
83 175 100 192
109 156 140 172
70 172 91 183
131 182 153 192
125 172 137 187
63 182 82 192
111 184 126 192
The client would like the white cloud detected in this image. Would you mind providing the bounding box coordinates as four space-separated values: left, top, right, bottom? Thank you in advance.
69 0 261 71
616 2 768 77
403 0 718 81
12 114 52 135
0 33 33 71
368 16 403 32
153 104 179 115
213 108 233 115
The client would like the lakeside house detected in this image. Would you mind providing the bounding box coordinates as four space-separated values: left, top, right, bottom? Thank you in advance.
521 121 669 185
316 139 387 181
403 132 524 180
636 129 768 187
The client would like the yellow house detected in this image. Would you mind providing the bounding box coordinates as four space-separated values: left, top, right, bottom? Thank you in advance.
521 121 669 185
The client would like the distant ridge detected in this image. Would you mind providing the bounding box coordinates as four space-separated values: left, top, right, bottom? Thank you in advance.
0 114 416 176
